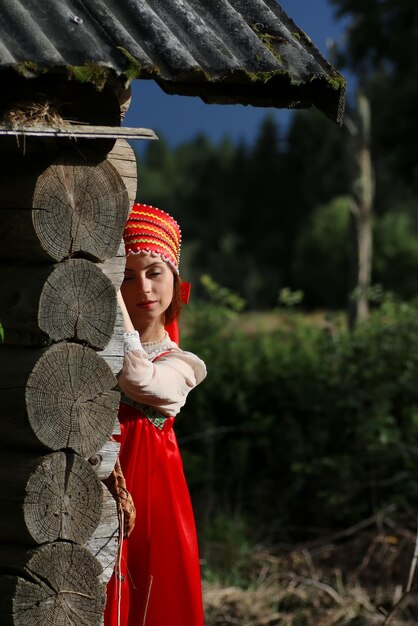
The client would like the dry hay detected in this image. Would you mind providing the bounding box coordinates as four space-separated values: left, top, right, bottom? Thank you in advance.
202 517 418 626
202 561 385 626
203 578 281 625
2 99 72 130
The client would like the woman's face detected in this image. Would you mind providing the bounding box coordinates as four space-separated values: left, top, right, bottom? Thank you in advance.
121 254 174 331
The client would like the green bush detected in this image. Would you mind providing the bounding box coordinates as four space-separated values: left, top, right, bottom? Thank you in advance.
373 211 418 299
179 284 418 549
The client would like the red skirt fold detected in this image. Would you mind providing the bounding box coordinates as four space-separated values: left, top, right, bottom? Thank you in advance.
104 403 204 626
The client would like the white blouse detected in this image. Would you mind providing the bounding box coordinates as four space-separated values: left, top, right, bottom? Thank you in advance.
117 331 207 417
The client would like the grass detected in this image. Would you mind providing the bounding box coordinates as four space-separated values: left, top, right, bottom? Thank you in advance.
235 309 340 334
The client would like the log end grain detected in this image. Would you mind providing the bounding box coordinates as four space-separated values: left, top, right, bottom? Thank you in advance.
39 259 117 349
25 452 103 545
32 158 130 262
26 343 119 456
14 543 105 626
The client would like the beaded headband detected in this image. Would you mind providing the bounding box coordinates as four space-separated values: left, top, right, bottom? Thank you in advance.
123 203 181 274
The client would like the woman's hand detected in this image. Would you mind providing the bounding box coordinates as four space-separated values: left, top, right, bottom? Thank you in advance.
117 289 135 333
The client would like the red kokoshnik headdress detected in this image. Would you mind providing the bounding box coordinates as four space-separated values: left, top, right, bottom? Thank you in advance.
124 203 181 274
123 204 189 344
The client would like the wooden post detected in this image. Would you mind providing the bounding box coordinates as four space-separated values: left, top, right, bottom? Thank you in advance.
0 80 138 624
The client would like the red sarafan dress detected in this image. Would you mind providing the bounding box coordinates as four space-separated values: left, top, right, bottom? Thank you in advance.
104 330 206 626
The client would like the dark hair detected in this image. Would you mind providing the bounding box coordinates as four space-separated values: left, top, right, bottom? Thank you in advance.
165 272 183 325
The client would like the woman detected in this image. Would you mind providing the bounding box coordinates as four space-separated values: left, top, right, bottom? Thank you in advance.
104 204 206 626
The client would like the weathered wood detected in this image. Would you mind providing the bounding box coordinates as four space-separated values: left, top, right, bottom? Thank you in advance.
0 576 17 626
0 263 52 346
0 451 102 545
0 131 116 158
0 208 53 264
25 452 103 545
32 157 130 262
0 181 128 269
117 84 132 121
0 75 123 157
39 259 116 348
0 124 157 141
97 239 126 291
88 437 120 481
107 139 138 207
0 155 129 262
96 238 125 376
0 156 51 209
0 75 121 127
85 483 119 584
0 343 119 455
0 346 49 451
0 456 43 544
100 303 125 374
0 77 130 626
0 542 105 626
0 260 117 349
26 343 119 457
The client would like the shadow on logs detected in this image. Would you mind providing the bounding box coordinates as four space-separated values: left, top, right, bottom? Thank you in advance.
0 154 129 263
0 451 103 545
0 542 105 626
0 343 119 454
26 343 119 456
0 74 120 157
86 484 119 585
32 157 130 261
0 259 117 349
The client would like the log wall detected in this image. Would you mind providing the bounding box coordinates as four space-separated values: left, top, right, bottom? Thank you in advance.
0 83 138 624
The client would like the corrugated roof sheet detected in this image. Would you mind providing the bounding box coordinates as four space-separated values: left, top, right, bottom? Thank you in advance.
0 0 345 124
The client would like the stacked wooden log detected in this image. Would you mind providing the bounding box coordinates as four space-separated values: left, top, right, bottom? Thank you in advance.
0 132 138 625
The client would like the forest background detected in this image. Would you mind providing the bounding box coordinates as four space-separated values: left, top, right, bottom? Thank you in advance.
132 1 418 623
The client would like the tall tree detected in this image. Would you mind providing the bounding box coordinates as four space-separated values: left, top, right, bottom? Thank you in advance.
346 91 374 327
330 0 418 206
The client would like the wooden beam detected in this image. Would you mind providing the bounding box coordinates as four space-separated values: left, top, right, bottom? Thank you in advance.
0 124 158 141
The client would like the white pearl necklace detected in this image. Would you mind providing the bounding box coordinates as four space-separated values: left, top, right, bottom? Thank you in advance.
142 331 175 360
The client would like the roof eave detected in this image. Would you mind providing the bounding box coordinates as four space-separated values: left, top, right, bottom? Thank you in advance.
155 73 346 126
2 60 346 126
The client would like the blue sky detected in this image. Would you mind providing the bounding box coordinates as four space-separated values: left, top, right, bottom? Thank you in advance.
123 0 349 149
